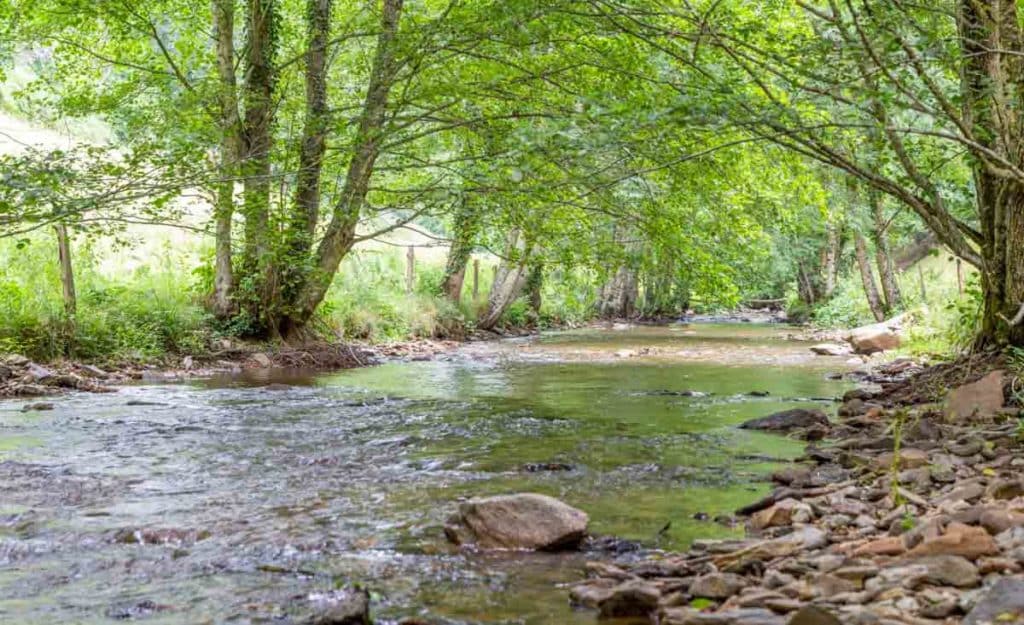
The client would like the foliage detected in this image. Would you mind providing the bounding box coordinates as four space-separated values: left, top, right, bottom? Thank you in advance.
0 235 210 361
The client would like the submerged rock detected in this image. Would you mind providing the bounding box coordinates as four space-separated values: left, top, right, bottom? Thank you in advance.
738 409 829 432
304 588 370 625
444 493 588 550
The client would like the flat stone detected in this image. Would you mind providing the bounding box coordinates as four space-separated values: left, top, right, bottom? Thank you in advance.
811 343 851 356
597 579 660 618
850 536 907 557
661 607 784 625
937 482 986 504
987 479 1024 500
751 499 813 530
946 371 1005 421
569 579 617 608
690 572 748 599
739 409 830 432
787 605 842 625
873 448 929 470
907 522 999 560
904 555 980 588
963 578 1024 625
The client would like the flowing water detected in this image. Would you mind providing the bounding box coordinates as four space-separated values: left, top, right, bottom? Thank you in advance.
0 323 851 624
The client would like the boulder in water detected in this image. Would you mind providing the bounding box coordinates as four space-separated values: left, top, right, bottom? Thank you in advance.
444 493 588 550
739 408 829 432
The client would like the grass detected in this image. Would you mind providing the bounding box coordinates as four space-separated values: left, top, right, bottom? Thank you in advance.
0 230 602 362
0 234 211 362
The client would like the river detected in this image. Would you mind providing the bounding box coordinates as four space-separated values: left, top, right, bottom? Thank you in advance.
0 323 850 624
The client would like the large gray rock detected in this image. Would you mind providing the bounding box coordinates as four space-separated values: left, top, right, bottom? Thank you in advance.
444 493 588 550
847 323 900 354
963 578 1024 625
739 409 829 432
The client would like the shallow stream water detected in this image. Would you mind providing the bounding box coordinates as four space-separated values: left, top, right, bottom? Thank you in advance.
0 323 851 624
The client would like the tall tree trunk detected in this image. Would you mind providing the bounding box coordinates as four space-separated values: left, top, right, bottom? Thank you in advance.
526 262 543 323
796 263 817 307
280 0 332 308
283 0 404 336
288 0 331 250
599 265 638 318
958 0 1024 347
821 221 840 300
477 230 529 330
240 0 277 329
54 223 76 353
854 232 885 322
870 189 901 314
439 200 478 303
211 0 242 319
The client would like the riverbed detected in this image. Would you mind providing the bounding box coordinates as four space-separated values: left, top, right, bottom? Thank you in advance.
0 323 851 624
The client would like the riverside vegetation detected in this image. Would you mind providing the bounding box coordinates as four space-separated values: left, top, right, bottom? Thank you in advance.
5 1 1024 625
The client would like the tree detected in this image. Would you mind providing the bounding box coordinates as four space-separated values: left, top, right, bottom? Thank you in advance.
584 0 1024 345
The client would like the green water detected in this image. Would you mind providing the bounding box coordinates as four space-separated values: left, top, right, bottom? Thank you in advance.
0 323 851 624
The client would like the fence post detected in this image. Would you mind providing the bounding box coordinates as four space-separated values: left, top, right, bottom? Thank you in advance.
406 246 415 293
472 258 480 300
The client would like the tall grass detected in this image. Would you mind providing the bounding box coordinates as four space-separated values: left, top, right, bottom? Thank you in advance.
0 234 210 362
0 232 603 362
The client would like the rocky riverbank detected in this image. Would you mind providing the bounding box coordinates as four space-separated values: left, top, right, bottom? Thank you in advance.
0 337 476 398
569 360 1024 625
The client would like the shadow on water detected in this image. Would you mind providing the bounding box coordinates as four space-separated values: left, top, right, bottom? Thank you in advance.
0 323 851 624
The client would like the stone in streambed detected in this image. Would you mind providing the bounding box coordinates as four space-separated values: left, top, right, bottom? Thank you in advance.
597 579 661 618
303 588 370 625
787 605 842 625
903 555 981 588
690 572 748 599
987 479 1024 500
810 343 850 356
963 578 1024 625
946 370 1005 421
872 448 929 470
750 498 813 529
907 522 999 560
569 578 617 608
739 409 829 432
661 607 784 625
443 493 588 550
